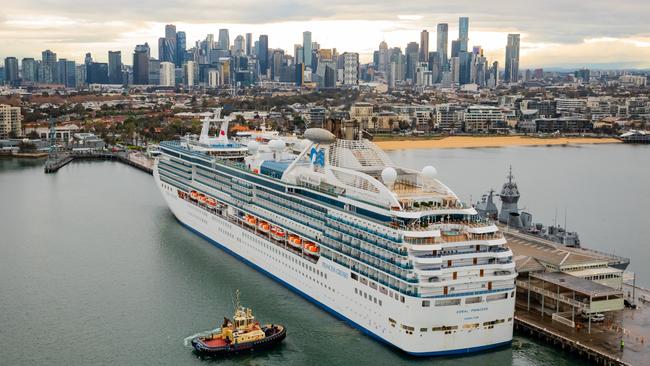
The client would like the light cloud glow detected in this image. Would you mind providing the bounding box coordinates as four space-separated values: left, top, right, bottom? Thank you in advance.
0 0 649 69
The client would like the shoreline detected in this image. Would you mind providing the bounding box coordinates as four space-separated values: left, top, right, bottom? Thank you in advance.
373 136 621 150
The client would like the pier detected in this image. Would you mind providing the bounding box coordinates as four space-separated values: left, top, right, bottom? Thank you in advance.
44 151 153 174
506 230 649 365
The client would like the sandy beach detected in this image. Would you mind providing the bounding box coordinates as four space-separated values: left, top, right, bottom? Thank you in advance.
374 136 621 150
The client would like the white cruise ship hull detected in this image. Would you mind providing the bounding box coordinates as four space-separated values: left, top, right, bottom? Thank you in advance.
155 168 515 355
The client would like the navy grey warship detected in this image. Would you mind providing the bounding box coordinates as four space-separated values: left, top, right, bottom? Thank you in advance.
476 167 580 247
475 167 629 270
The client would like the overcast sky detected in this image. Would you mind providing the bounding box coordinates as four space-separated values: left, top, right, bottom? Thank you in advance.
1 0 649 69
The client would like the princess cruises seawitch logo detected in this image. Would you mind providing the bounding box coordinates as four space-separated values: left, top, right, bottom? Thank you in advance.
310 147 326 167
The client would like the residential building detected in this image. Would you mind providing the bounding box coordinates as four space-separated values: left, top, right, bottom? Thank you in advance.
160 62 175 87
463 105 505 133
342 52 359 86
0 104 21 138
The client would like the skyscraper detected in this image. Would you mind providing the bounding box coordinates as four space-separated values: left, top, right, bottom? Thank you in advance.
258 35 269 76
41 49 57 84
218 29 230 50
133 43 150 85
451 40 461 58
405 42 419 81
176 31 186 67
459 17 469 52
108 51 122 85
233 35 245 56
159 24 177 64
294 44 304 64
302 31 312 70
57 59 76 88
504 34 520 83
245 33 253 55
21 58 38 83
419 30 429 62
4 57 19 86
436 23 449 70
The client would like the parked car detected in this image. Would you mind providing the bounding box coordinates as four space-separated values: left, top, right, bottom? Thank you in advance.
581 311 605 322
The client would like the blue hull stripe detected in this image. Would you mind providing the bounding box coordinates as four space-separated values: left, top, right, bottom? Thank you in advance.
177 219 512 357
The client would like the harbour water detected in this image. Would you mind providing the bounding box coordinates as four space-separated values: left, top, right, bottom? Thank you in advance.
3 144 645 365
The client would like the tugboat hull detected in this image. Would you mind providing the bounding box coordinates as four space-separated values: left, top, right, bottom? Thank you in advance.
191 325 286 356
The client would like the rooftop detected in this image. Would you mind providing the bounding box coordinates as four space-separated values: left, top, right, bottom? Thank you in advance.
531 271 622 298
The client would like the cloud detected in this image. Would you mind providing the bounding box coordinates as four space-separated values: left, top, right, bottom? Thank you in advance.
0 0 649 68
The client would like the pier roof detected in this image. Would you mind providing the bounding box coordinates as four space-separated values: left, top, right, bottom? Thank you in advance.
531 272 622 298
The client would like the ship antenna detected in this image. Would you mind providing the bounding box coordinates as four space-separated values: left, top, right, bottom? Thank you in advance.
235 289 241 310
508 165 513 184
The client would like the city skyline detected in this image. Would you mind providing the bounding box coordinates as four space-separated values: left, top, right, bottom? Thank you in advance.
1 1 650 69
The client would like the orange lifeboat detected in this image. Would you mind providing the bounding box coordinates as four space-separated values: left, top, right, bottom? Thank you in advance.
190 191 198 200
258 222 270 233
288 235 302 248
198 194 207 204
206 198 217 207
244 215 257 226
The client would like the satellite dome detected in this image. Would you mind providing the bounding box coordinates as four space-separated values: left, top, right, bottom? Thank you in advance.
422 165 437 179
381 167 397 187
304 128 336 144
246 140 260 154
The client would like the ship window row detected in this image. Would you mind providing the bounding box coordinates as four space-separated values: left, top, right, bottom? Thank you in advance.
194 175 231 193
159 165 192 181
215 163 286 192
159 162 192 178
321 236 416 283
160 159 192 173
323 231 411 270
159 169 192 187
354 288 383 307
323 249 417 297
350 267 408 303
396 317 509 336
326 214 401 243
195 167 234 186
252 201 324 233
294 188 346 209
257 189 325 218
255 191 325 223
326 219 403 254
325 223 405 257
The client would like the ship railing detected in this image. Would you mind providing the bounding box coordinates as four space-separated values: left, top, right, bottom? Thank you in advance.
325 223 406 256
323 232 413 270
320 238 418 284
326 214 401 243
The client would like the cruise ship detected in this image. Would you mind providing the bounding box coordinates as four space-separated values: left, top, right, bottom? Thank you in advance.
154 122 516 355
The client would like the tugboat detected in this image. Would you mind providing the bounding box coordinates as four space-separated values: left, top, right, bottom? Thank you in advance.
189 291 286 356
